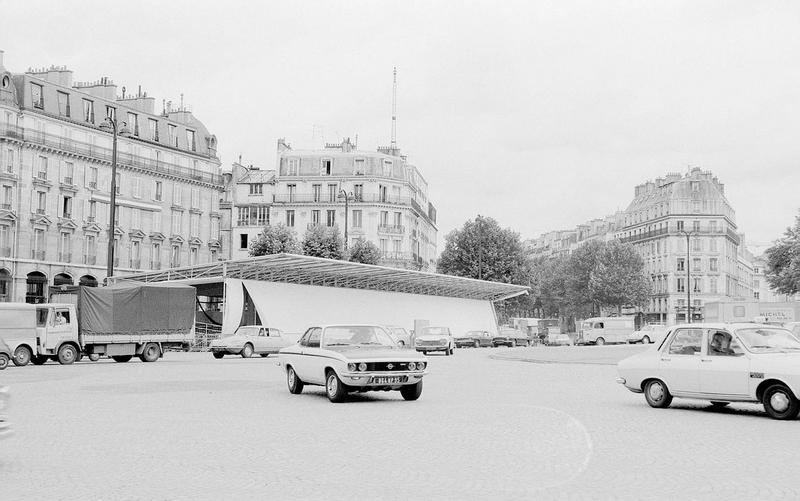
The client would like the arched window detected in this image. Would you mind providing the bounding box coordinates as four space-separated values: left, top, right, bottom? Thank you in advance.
0 268 11 302
79 275 98 287
54 273 73 286
26 271 47 304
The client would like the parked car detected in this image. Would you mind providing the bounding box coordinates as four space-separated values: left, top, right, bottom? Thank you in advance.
0 386 10 439
627 324 667 344
783 321 800 338
547 333 572 346
210 325 297 359
277 324 428 403
454 330 493 348
493 327 529 347
617 323 800 420
385 326 413 348
580 317 635 345
414 326 455 355
0 338 11 370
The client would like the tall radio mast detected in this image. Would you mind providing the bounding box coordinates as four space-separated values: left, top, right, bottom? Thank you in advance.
390 67 397 150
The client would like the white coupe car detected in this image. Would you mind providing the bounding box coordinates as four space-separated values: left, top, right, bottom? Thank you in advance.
210 325 297 359
617 323 800 420
278 325 428 403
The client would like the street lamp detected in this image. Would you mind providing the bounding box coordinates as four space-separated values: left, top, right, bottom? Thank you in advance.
337 189 354 251
98 117 129 280
679 229 697 323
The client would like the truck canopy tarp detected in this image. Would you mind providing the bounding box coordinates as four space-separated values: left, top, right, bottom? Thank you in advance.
79 282 196 336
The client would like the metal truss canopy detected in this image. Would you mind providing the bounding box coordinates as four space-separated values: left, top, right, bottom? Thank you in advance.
110 253 529 302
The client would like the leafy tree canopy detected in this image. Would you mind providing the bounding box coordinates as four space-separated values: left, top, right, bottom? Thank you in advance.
301 225 344 260
765 210 800 295
588 240 651 313
249 223 300 257
348 239 382 265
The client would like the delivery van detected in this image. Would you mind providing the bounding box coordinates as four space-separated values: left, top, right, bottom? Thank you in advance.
580 317 635 345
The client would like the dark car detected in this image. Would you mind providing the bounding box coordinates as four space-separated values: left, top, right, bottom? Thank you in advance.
0 338 10 370
493 327 530 347
454 330 493 348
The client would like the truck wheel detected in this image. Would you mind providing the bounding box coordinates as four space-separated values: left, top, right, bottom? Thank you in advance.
57 344 78 365
13 346 32 366
112 355 133 363
241 343 254 358
595 337 606 346
89 354 100 362
31 355 48 365
0 353 9 370
140 343 160 363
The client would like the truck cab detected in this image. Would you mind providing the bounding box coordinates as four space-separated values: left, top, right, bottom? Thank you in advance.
35 304 80 363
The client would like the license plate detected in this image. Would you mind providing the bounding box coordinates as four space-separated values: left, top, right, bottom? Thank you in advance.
372 376 405 384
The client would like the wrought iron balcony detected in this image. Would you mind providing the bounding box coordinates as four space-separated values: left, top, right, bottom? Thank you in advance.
378 224 405 235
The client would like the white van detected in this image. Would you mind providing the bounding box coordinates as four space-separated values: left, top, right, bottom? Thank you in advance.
580 317 635 345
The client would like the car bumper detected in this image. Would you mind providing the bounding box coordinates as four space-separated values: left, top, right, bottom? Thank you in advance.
415 346 448 351
454 340 474 347
210 346 243 354
341 371 427 388
616 377 642 393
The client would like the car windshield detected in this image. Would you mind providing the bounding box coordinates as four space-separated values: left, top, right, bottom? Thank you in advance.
235 327 257 336
735 327 800 352
390 328 406 337
421 327 447 335
323 326 395 347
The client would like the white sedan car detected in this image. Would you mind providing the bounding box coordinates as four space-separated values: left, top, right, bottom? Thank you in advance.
627 324 667 344
210 325 296 359
617 323 800 420
278 325 428 403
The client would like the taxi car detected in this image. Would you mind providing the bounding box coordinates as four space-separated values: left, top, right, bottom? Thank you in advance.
414 326 455 355
0 386 10 439
210 325 297 359
278 325 428 403
617 323 800 420
454 330 494 348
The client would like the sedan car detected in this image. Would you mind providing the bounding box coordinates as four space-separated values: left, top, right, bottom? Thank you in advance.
414 326 455 355
210 325 297 359
617 323 800 420
0 339 10 370
627 324 667 344
493 327 530 347
277 325 428 403
0 386 10 439
385 326 413 348
454 330 494 348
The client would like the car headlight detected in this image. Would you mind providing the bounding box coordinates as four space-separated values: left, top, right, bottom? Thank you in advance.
358 362 367 371
407 362 416 371
418 362 426 370
348 363 356 372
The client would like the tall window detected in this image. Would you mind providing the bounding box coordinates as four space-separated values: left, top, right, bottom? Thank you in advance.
149 119 159 141
191 188 200 208
132 177 141 198
677 278 685 293
692 220 700 232
352 210 362 228
379 185 388 202
285 210 295 227
31 83 44 109
5 148 13 173
320 159 332 175
380 239 388 255
354 158 365 175
353 184 363 201
326 210 335 227
393 239 401 254
393 212 402 227
83 99 95 123
190 247 198 266
380 211 389 226
692 238 701 252
59 232 71 261
692 258 701 271
709 258 718 272
709 220 717 232
33 229 45 258
382 160 392 176
311 210 320 226
256 207 268 226
62 161 74 184
36 191 47 214
171 245 181 267
87 200 97 222
168 124 177 147
37 156 48 179
171 211 181 234
287 184 296 202
328 184 337 202
2 185 11 209
57 91 70 117
86 235 96 262
61 195 73 218
131 241 141 268
0 225 9 255
237 207 250 226
287 158 298 175
693 278 701 293
186 130 196 151
190 214 199 236
151 243 161 269
249 184 263 195
127 112 139 136
709 278 717 294
173 183 182 206
131 208 141 229
677 220 684 231
106 106 115 121
312 184 321 202
88 167 98 188
153 181 162 201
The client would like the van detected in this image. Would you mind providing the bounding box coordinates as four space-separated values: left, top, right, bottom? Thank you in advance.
580 317 635 345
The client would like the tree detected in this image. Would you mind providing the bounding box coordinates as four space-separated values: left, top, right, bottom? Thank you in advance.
248 223 299 256
588 240 651 314
765 211 800 295
563 240 605 318
437 216 528 283
301 225 344 260
348 239 381 265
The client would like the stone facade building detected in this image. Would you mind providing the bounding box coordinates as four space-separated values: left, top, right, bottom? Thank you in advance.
230 138 438 271
0 50 228 302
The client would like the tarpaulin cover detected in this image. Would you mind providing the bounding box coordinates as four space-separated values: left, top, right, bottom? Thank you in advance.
78 282 196 336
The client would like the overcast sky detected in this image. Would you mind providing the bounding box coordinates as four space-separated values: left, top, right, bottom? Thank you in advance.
2 0 798 253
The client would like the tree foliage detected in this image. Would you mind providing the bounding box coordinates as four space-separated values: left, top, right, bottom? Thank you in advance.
301 225 344 260
765 210 800 295
348 238 382 265
588 240 651 313
248 223 300 257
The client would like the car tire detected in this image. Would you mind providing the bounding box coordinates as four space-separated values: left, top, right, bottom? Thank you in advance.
260 353 269 358
644 379 672 408
400 381 423 401
595 337 606 346
397 340 405 347
13 346 32 367
762 384 800 420
57 344 78 365
473 340 479 348
241 343 254 359
710 401 730 408
286 366 304 394
89 353 101 362
31 355 48 365
0 353 9 370
212 352 225 359
325 370 347 403
642 336 651 344
112 355 133 363
140 343 160 363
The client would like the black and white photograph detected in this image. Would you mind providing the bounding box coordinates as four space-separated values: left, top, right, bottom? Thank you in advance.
2 1 800 499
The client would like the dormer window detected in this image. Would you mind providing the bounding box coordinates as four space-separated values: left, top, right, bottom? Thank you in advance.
320 159 332 176
382 160 392 177
287 158 299 176
127 112 139 136
186 130 196 152
354 158 365 175
31 83 44 109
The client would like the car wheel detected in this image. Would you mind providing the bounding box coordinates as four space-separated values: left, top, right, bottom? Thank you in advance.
595 337 605 346
397 340 405 347
88 353 100 362
260 353 269 358
400 380 423 401
286 366 304 394
57 344 78 365
644 379 673 408
112 355 133 363
473 340 479 348
325 370 347 403
212 352 225 359
241 343 254 358
642 336 651 344
0 353 9 370
13 345 32 366
140 343 160 363
710 401 730 408
31 355 48 365
762 384 800 420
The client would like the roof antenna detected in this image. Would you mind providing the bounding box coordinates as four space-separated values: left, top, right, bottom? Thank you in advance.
390 67 397 151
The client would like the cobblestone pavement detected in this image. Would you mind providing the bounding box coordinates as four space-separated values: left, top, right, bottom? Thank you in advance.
1 345 799 500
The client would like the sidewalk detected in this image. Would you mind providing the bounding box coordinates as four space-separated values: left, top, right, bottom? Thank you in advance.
489 344 650 365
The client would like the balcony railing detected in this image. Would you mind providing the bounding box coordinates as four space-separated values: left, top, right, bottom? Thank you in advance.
236 218 269 227
84 255 96 265
151 261 161 270
62 177 73 185
86 216 96 223
36 172 48 181
36 208 46 215
274 193 412 205
378 224 405 235
0 124 223 185
88 181 97 189
0 203 11 210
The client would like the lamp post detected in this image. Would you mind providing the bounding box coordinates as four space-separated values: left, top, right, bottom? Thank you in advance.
337 189 354 251
679 229 697 323
99 117 128 280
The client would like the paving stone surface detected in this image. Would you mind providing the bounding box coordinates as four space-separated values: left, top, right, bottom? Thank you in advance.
1 345 798 500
